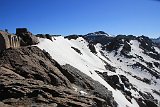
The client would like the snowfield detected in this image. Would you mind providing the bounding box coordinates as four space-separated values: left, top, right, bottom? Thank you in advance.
37 36 160 107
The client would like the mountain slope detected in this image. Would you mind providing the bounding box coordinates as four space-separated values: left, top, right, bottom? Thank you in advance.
37 35 160 107
0 46 116 107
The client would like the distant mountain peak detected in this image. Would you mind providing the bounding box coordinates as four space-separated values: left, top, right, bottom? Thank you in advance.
152 37 160 43
86 31 109 36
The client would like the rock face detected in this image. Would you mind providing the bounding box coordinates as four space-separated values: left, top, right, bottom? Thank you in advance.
0 46 116 107
0 30 20 51
62 64 117 107
16 28 39 46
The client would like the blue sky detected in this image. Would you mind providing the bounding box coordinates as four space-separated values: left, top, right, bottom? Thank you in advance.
1 0 160 38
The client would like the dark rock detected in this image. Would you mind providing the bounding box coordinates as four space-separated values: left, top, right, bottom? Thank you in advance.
139 91 158 107
62 64 117 107
36 34 53 41
153 62 160 68
132 75 151 85
105 38 122 51
84 32 112 46
100 59 116 72
152 90 160 96
121 42 131 54
145 52 160 60
95 71 134 102
99 73 125 91
120 41 134 58
132 62 160 79
144 99 158 107
88 43 97 54
137 36 154 52
104 64 116 72
137 36 160 60
16 28 39 46
146 62 153 68
119 75 131 89
45 34 53 41
71 47 82 55
107 75 120 89
135 98 147 107
103 35 136 52
94 31 108 35
64 35 81 40
142 78 151 85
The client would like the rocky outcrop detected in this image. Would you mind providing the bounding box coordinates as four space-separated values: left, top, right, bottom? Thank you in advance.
95 71 159 107
0 46 117 107
71 47 82 55
120 41 134 58
138 36 160 60
61 64 117 107
16 28 39 46
95 71 134 102
64 35 81 40
36 34 53 41
0 31 20 51
88 43 97 54
131 62 160 79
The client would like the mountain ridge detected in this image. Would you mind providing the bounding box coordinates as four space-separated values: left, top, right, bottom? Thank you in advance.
0 29 160 107
37 34 160 107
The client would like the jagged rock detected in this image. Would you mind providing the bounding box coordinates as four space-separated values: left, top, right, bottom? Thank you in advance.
105 38 122 51
95 71 133 102
119 75 131 89
88 43 97 54
137 36 154 52
153 62 160 68
36 34 53 41
144 99 158 107
84 32 112 45
16 28 39 46
96 72 122 90
120 41 134 58
121 41 131 54
137 36 160 60
136 98 147 107
131 62 160 79
62 64 117 107
139 91 158 107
